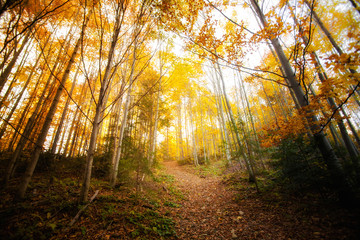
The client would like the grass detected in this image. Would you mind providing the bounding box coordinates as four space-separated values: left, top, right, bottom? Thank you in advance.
0 169 181 240
153 173 175 184
192 160 225 177
126 209 176 238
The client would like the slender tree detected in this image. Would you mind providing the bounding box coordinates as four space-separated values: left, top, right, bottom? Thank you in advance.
16 6 92 199
249 0 354 201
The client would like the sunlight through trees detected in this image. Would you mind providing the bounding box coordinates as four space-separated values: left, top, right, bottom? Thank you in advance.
0 0 359 208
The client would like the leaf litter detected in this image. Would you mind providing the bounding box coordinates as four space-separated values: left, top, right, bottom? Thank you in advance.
1 161 359 239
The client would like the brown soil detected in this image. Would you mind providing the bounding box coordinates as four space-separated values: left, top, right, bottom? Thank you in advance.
1 161 359 240
163 161 360 240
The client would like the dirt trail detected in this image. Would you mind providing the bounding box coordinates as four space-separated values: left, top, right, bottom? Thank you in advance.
162 161 358 240
163 161 240 239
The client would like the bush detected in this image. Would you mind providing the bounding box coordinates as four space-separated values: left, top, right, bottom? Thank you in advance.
177 157 192 166
36 151 57 172
93 151 112 178
271 135 331 193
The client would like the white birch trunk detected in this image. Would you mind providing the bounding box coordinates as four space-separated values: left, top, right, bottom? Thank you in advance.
17 12 91 199
80 5 125 201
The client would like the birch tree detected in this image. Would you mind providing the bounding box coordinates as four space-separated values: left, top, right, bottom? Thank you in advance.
16 5 92 199
249 0 353 201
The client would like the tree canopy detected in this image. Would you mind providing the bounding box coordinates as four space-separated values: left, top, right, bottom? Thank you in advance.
0 0 360 238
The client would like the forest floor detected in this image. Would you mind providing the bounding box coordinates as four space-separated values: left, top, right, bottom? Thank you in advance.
162 161 360 240
1 160 360 239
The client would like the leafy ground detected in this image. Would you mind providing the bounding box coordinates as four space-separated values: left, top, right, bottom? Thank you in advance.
1 161 359 239
0 172 179 240
163 161 360 240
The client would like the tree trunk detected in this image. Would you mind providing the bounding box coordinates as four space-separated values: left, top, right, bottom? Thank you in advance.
200 107 208 164
0 46 44 140
110 77 133 187
178 103 184 162
329 122 343 147
215 60 258 187
109 95 124 177
304 0 343 55
211 70 232 163
261 81 279 128
348 0 360 15
50 67 78 154
80 4 126 201
149 73 162 166
0 33 30 93
289 3 360 171
341 108 360 147
238 71 265 168
16 12 91 199
188 99 199 166
109 49 138 187
250 0 354 202
0 77 17 112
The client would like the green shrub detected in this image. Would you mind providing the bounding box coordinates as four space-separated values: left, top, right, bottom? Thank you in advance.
126 209 176 238
271 135 331 193
36 151 56 172
93 151 112 178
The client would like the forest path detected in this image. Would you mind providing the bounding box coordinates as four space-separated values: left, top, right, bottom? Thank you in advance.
161 161 359 239
162 161 286 240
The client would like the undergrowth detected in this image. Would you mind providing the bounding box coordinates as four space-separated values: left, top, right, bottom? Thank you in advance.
0 169 179 240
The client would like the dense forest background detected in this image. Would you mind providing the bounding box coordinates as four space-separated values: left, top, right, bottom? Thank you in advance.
0 0 360 239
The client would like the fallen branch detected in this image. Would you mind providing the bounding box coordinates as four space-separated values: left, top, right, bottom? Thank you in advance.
69 190 99 227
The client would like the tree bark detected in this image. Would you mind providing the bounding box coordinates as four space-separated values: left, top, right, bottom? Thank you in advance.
80 3 126 201
250 0 354 202
0 45 43 140
289 3 360 171
50 67 79 154
149 50 163 166
210 67 232 163
215 60 258 187
304 0 343 55
177 103 184 162
188 98 199 166
16 11 91 199
110 73 134 187
348 0 360 15
0 33 30 93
